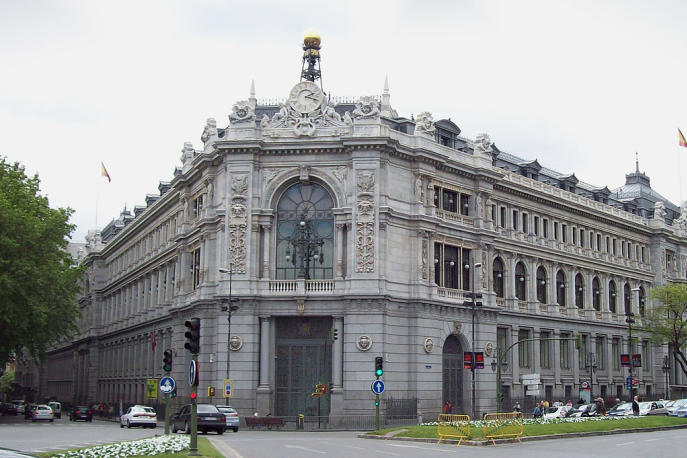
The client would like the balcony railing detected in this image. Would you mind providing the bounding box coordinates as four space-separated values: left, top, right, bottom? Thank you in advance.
267 279 335 294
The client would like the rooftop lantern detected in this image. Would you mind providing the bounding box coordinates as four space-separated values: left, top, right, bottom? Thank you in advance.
301 31 322 83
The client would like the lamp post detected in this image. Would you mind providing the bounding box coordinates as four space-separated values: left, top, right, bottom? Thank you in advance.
284 214 325 280
219 266 239 405
662 355 671 400
585 352 597 401
468 260 482 419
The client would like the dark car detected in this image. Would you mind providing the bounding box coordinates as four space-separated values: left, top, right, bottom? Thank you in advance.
70 405 93 422
172 404 225 435
1 403 18 415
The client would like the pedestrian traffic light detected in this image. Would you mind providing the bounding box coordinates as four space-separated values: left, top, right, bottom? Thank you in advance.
463 352 473 370
190 392 196 400
208 386 216 397
184 318 201 354
171 387 177 398
375 356 383 377
375 399 380 406
163 349 173 372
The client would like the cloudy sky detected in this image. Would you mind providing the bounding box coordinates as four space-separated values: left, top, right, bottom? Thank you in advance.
2 0 686 242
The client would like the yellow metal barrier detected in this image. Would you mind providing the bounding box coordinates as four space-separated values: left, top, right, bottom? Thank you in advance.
436 414 471 445
482 412 524 445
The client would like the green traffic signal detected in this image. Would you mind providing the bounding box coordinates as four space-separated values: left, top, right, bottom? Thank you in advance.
375 400 379 406
375 356 383 377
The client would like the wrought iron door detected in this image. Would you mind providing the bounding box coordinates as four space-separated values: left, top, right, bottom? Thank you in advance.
442 335 463 414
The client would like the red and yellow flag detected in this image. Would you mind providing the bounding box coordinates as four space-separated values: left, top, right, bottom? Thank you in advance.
100 162 111 182
680 128 687 148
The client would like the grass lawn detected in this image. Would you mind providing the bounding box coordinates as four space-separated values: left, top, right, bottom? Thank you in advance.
38 436 222 457
369 416 687 441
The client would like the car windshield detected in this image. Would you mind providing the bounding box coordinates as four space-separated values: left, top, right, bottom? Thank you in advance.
675 399 687 407
133 407 155 413
197 405 219 413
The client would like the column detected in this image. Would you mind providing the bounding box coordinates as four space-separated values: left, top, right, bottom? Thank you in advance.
533 329 541 374
511 327 521 395
586 272 594 313
257 316 272 415
262 223 271 279
336 223 344 279
528 258 537 304
553 329 561 388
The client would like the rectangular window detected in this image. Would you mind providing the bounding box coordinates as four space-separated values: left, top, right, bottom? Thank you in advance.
460 194 470 216
522 213 528 233
596 336 605 370
589 231 594 249
621 241 625 257
540 331 550 369
543 219 549 238
491 204 496 222
612 239 617 255
560 333 570 369
597 234 601 251
580 229 585 247
562 224 567 243
572 227 577 245
579 335 588 369
641 246 645 263
554 221 559 240
442 189 458 212
500 207 506 228
534 216 539 236
512 210 519 230
191 247 201 289
192 194 204 219
642 341 650 372
612 338 620 369
518 329 530 368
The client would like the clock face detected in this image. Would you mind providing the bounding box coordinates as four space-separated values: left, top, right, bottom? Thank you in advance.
288 81 324 114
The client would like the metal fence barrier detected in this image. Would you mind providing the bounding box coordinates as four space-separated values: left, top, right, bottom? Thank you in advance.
482 412 524 445
436 414 471 445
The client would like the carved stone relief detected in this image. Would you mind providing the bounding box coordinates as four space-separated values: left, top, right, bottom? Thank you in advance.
351 97 380 120
415 175 424 203
201 118 217 144
228 101 256 125
414 112 435 138
229 175 248 273
420 239 428 280
356 170 376 273
356 335 372 351
474 133 493 155
262 168 279 186
332 166 348 184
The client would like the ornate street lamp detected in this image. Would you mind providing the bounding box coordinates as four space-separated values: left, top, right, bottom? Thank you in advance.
284 214 325 280
219 266 239 406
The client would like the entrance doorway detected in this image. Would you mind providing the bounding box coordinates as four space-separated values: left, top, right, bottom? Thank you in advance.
442 335 464 414
274 317 332 417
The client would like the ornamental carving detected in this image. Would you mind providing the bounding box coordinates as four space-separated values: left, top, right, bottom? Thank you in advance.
351 96 380 120
332 166 347 184
415 175 424 202
453 321 462 335
356 170 376 273
229 175 249 273
229 335 243 351
423 338 434 354
474 133 493 155
356 335 372 351
262 168 279 185
201 118 217 143
414 112 435 137
420 239 428 280
654 201 667 221
228 101 256 124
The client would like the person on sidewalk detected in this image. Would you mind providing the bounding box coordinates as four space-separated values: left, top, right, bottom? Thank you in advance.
632 395 640 416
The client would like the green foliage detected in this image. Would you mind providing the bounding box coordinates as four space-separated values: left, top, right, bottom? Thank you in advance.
0 157 83 367
647 283 687 376
0 370 14 394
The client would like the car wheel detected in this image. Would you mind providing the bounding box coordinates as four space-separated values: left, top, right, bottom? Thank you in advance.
184 421 190 434
50 419 54 422
233 427 238 432
127 420 131 428
217 428 224 435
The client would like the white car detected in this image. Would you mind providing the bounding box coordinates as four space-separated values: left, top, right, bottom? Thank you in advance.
11 400 26 415
31 405 55 422
120 405 157 428
543 405 572 419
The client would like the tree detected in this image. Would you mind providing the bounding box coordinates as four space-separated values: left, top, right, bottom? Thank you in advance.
0 157 83 367
0 370 15 395
646 283 687 377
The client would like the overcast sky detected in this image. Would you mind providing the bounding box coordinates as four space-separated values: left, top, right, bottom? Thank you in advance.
2 0 686 243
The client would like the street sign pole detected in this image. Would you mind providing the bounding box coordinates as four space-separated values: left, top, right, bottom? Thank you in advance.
189 355 199 456
164 393 170 435
375 392 380 431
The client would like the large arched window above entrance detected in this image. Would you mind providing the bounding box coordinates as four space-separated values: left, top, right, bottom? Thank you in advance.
515 262 526 301
592 277 601 311
276 183 334 280
536 266 547 304
575 274 584 309
556 270 566 307
609 280 617 313
493 257 504 298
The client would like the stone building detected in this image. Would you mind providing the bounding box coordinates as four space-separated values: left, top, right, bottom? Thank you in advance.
36 36 687 419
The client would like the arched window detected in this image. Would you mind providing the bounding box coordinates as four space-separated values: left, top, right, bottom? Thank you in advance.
592 277 601 311
556 270 566 307
575 274 584 309
609 280 617 313
276 183 334 280
536 266 547 304
515 262 526 301
624 283 631 315
493 257 504 298
639 286 646 317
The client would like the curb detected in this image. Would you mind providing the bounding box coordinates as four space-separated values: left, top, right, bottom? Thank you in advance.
359 423 687 446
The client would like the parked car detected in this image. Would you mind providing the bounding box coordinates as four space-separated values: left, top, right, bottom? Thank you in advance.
70 405 93 422
608 402 633 416
48 401 62 419
543 405 572 419
24 404 38 420
31 405 55 422
668 398 687 416
568 403 598 417
120 405 157 428
12 400 26 415
639 401 668 416
172 404 225 435
1 402 18 415
216 405 240 432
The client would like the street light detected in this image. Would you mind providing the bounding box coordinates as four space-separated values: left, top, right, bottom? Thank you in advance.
662 355 671 400
628 286 639 402
284 214 325 280
467 260 482 419
219 266 239 405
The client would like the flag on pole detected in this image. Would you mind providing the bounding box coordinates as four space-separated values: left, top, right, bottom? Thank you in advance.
680 128 687 148
151 330 157 351
100 162 111 182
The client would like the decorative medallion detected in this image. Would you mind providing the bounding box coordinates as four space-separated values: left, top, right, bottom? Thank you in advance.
423 338 434 354
229 335 243 351
453 321 462 335
485 341 494 357
356 335 372 351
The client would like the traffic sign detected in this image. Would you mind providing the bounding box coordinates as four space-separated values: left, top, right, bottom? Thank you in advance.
223 379 234 398
189 360 198 387
160 376 176 394
521 373 541 385
371 380 385 394
581 381 590 390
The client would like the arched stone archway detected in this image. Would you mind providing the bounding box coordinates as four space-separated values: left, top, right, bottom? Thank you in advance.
442 335 464 414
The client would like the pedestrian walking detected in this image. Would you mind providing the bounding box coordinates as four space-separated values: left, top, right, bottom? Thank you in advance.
632 395 640 416
443 400 452 414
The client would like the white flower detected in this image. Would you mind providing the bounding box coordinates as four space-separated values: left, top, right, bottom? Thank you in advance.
51 435 190 457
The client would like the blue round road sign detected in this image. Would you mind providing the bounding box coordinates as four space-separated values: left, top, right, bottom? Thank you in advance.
160 376 176 393
371 380 385 394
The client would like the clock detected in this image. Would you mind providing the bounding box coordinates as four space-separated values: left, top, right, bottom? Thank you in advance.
288 81 324 114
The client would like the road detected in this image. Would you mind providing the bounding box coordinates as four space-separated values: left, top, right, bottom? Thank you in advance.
0 415 159 455
209 428 687 458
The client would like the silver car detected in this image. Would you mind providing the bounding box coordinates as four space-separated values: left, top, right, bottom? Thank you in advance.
31 405 55 422
216 405 239 432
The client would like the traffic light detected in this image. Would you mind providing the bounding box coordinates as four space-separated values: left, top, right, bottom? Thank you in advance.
332 328 339 341
171 387 177 398
184 318 201 354
190 391 197 400
475 352 485 369
375 399 380 406
163 349 173 372
463 352 473 370
375 356 383 377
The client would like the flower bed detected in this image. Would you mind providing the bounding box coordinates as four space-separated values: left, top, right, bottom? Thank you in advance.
49 435 190 457
421 415 644 428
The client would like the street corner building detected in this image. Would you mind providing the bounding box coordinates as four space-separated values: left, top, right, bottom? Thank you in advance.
30 35 687 424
